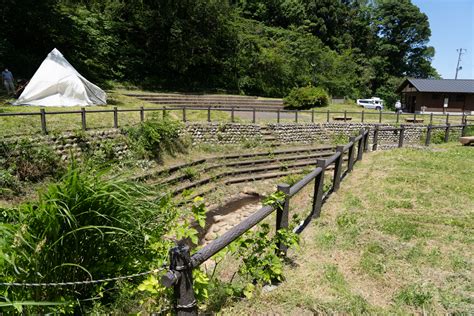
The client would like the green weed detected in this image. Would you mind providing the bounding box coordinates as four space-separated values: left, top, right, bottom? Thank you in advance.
395 284 433 307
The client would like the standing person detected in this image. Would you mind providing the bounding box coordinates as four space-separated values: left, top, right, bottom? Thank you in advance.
395 100 402 113
2 67 15 95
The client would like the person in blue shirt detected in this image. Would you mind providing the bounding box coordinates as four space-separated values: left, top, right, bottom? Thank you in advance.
2 68 15 95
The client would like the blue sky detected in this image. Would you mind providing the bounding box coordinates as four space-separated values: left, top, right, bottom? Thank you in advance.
412 0 474 79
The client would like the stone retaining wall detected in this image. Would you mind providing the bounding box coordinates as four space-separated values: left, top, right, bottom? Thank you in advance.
184 123 261 145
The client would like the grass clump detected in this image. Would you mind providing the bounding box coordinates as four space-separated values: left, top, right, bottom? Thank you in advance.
395 283 433 308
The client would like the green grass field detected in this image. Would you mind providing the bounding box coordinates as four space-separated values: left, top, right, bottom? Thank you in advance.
222 143 474 314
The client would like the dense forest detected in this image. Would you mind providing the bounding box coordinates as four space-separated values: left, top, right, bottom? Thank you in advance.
1 0 439 105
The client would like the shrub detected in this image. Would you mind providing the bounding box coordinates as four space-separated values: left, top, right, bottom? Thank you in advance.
284 86 329 110
126 117 187 161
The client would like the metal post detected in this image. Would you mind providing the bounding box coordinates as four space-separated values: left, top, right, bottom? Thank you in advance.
207 107 211 122
295 111 298 123
113 107 118 128
357 129 364 161
326 110 330 123
430 112 433 125
276 183 290 256
444 123 451 143
311 159 326 218
361 110 365 123
425 125 432 146
277 109 280 124
140 106 145 122
182 107 186 122
169 244 197 316
81 107 87 131
333 146 344 192
398 125 405 148
311 109 314 123
348 136 356 172
231 107 235 123
40 109 47 134
379 110 382 123
252 107 256 123
372 126 379 151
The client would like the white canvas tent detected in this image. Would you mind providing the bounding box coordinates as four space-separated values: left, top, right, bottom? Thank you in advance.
14 48 107 106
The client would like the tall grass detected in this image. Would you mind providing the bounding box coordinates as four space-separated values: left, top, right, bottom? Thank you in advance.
0 164 178 313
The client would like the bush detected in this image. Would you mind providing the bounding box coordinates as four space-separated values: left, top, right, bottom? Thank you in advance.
284 86 329 110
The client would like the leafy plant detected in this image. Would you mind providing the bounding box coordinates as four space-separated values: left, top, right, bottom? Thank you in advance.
182 167 199 181
284 85 329 110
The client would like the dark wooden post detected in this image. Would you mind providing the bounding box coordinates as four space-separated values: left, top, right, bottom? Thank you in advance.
461 113 466 125
207 107 211 122
276 183 290 256
348 136 356 171
396 111 400 124
357 129 364 161
363 128 370 152
413 112 417 123
446 113 449 124
40 109 47 134
311 159 326 218
311 109 315 123
113 107 118 128
429 112 433 125
231 107 235 123
140 106 145 122
182 107 186 122
425 125 432 146
333 146 344 192
398 125 405 148
344 110 347 122
252 107 256 123
378 110 382 123
461 121 467 137
169 244 197 316
81 107 87 131
163 106 167 119
372 126 379 151
361 110 365 123
444 123 450 143
295 110 298 123
277 109 280 124
326 110 330 123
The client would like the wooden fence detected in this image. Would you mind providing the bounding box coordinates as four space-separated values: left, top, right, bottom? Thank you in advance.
1 106 473 135
160 129 371 315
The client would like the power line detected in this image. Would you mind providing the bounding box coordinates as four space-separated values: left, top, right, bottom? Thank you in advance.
455 48 467 79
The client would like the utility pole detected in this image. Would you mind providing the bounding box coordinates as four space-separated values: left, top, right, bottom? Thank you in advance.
455 48 466 79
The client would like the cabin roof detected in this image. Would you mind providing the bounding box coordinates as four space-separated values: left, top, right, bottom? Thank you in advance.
396 78 474 94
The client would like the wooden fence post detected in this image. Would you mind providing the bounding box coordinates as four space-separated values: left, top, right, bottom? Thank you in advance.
163 106 167 119
398 125 405 148
396 111 400 124
333 146 344 192
413 112 416 123
378 111 382 123
113 107 118 128
461 121 467 137
182 107 186 122
81 107 87 131
344 110 347 122
295 111 298 123
372 126 379 151
444 123 451 143
446 113 449 124
207 107 211 122
326 110 330 123
361 110 365 123
252 107 256 123
276 183 290 256
40 109 47 134
363 128 370 152
425 125 432 146
231 107 235 123
357 129 364 161
277 109 280 124
430 112 433 125
348 136 356 171
140 106 145 122
311 159 326 219
311 109 314 123
169 244 197 316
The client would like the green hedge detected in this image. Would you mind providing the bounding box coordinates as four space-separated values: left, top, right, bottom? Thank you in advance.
283 86 329 110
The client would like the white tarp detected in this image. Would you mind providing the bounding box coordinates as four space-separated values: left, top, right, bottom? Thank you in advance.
14 48 107 106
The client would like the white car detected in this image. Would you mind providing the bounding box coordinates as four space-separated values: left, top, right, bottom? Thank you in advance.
356 97 384 110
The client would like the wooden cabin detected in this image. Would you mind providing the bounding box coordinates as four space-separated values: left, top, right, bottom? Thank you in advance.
396 78 474 113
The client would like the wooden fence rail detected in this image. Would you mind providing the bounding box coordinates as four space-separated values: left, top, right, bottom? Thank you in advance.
160 128 371 315
1 106 473 136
